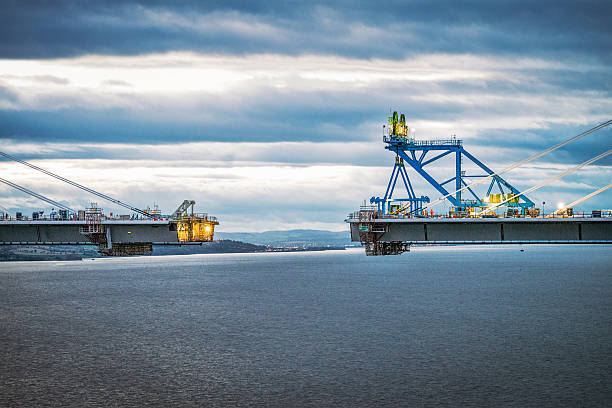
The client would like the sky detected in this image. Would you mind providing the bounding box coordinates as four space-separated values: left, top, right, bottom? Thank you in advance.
0 0 611 231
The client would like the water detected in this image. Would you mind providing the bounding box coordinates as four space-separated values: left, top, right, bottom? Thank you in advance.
1 246 611 407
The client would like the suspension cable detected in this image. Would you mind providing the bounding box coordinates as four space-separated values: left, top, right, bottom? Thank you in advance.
554 182 612 215
0 177 76 212
475 149 612 216
0 151 152 218
394 119 612 213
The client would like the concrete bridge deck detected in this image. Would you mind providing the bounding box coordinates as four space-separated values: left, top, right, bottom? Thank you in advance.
0 220 189 256
0 220 179 245
347 216 612 255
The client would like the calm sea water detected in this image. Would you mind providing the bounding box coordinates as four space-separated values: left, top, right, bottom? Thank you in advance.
1 246 611 407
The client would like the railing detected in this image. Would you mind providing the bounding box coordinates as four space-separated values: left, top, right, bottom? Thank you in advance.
383 136 462 146
0 215 177 221
346 211 612 221
174 213 218 223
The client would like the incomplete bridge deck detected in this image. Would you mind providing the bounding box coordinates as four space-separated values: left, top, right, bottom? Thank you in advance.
0 220 178 244
348 216 612 255
0 220 197 256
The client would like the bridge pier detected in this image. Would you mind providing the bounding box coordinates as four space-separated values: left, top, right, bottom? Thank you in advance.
105 227 112 250
365 242 411 256
98 242 153 256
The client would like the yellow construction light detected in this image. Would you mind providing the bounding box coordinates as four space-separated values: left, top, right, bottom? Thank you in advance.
175 218 216 243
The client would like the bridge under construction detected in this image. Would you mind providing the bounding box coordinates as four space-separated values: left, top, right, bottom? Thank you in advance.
347 114 612 255
0 151 218 256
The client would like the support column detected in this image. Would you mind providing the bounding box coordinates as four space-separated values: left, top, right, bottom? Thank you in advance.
455 149 462 205
106 226 112 250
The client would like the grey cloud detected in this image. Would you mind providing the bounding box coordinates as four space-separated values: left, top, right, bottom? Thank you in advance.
31 75 70 85
101 79 132 87
1 1 610 61
0 70 609 166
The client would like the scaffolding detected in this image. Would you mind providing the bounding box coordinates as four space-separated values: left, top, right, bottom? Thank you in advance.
80 203 104 235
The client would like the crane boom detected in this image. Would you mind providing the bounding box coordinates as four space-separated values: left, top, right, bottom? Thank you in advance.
0 151 153 218
0 176 76 212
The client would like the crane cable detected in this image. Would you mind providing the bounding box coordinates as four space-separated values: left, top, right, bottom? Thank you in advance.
475 148 612 216
392 119 612 214
0 176 76 213
554 182 612 216
0 151 153 218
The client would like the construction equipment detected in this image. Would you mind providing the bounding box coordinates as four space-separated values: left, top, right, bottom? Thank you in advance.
171 200 218 242
373 111 535 216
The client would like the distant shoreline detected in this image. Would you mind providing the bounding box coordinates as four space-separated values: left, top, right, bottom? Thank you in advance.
0 240 349 262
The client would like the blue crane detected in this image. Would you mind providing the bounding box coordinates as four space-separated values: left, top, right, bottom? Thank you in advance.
371 112 535 216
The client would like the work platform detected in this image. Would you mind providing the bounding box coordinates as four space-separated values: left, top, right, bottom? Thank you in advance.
347 212 612 255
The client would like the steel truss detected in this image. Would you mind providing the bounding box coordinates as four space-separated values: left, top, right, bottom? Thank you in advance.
374 130 534 215
370 156 430 214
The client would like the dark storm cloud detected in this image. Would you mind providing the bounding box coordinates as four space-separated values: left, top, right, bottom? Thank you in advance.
1 0 611 60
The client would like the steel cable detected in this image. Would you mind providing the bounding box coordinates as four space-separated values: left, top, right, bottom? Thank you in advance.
393 119 612 213
554 182 612 215
0 151 152 217
476 149 612 216
0 176 76 212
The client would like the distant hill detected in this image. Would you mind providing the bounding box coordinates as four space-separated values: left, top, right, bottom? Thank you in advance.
153 240 267 255
214 229 352 247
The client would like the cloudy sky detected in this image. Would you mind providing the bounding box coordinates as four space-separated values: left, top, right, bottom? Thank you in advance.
0 1 611 231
